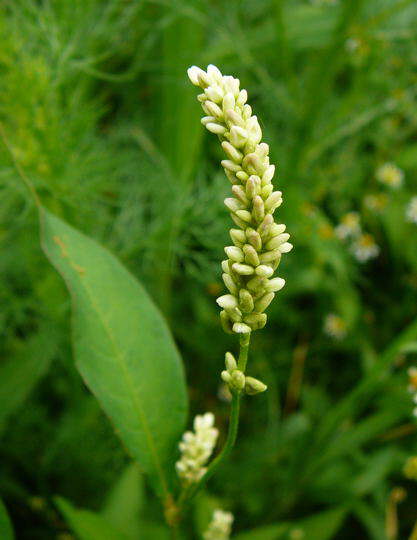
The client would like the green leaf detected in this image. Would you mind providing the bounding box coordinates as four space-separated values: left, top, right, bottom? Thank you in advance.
56 497 128 540
40 208 187 495
102 463 143 539
234 507 347 540
0 499 14 540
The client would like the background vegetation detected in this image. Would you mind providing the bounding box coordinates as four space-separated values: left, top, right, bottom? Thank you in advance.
1 0 417 538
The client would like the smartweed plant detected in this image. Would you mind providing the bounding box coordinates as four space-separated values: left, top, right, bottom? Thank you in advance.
14 64 291 538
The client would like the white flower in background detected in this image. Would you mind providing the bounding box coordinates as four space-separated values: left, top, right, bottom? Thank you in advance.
405 196 417 224
364 193 388 214
188 64 291 335
376 162 404 189
323 313 347 340
203 509 234 540
351 233 379 263
335 212 361 240
175 413 218 484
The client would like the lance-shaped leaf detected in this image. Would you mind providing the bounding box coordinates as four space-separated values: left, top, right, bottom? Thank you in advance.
40 208 187 496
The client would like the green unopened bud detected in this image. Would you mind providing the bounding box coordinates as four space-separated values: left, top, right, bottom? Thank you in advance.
206 122 227 135
246 228 262 251
245 376 267 395
222 273 238 295
221 370 232 383
255 265 273 278
246 275 266 292
239 289 254 313
235 210 252 223
244 312 267 330
232 263 255 276
225 352 237 371
222 141 243 163
259 249 281 263
254 292 275 313
230 126 247 148
220 310 233 334
230 228 246 246
232 185 249 205
243 244 260 266
222 159 241 173
257 214 274 239
236 170 249 182
231 369 246 391
225 245 244 262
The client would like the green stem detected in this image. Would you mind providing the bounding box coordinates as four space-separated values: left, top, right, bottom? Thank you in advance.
177 334 251 509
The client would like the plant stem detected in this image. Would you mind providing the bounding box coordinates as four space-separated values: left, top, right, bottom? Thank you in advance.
177 334 251 509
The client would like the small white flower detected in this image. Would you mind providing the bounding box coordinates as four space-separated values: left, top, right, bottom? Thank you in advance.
203 509 234 540
351 233 379 263
175 413 218 484
376 162 404 189
405 196 417 224
335 212 361 240
323 313 347 340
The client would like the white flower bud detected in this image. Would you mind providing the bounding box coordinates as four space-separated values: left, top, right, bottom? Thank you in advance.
237 89 248 106
245 175 260 199
221 159 241 172
265 277 285 292
224 245 244 262
205 84 224 103
222 141 243 163
222 273 238 295
279 242 293 253
265 233 290 250
261 184 273 198
207 64 222 83
216 294 238 310
235 209 252 223
243 244 260 266
262 165 275 185
252 196 265 223
224 197 244 212
246 116 262 145
239 289 254 313
225 109 245 128
230 126 248 148
206 122 227 135
223 75 240 96
232 322 251 334
222 92 235 113
265 191 283 211
230 228 246 245
231 369 246 390
259 249 281 263
232 263 255 275
232 185 248 205
246 228 262 251
187 65 206 86
201 116 216 126
204 101 223 118
255 265 274 278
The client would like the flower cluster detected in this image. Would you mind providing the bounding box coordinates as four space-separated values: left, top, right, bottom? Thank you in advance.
376 162 404 189
203 509 234 540
335 212 379 263
188 64 292 335
175 413 218 484
407 366 417 417
406 196 417 224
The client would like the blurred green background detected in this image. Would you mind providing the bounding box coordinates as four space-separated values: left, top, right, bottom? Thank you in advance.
1 0 417 538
